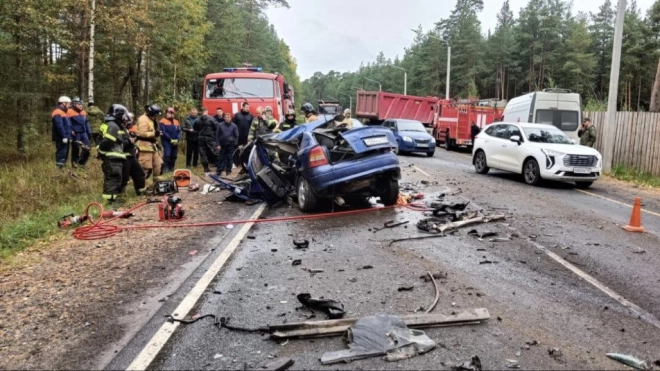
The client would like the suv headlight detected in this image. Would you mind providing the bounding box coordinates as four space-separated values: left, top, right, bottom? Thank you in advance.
541 149 565 157
403 136 413 143
541 149 564 169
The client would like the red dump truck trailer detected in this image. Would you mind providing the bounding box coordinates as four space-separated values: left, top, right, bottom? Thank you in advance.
355 91 439 127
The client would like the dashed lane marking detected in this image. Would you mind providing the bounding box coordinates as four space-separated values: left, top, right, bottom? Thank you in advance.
126 204 267 370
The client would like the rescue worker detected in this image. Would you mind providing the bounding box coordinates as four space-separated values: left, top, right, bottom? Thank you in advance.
212 108 224 126
181 108 199 168
578 117 596 147
279 109 298 132
68 97 93 169
159 107 181 173
136 104 164 181
98 104 128 204
216 112 239 177
87 101 105 145
301 102 318 123
194 107 219 172
341 108 353 128
119 112 146 196
233 102 254 145
470 121 481 145
250 106 278 139
52 96 72 169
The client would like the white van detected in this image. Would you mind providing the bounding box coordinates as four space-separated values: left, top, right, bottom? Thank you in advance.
501 89 582 141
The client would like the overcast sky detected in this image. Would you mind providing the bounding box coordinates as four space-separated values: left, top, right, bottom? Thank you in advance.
265 0 654 80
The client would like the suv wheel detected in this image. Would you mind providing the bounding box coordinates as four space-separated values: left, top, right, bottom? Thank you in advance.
474 150 489 174
523 159 542 185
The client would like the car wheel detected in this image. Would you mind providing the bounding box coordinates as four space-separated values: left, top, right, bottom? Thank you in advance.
474 150 489 174
297 177 318 212
523 158 542 185
427 151 435 157
432 130 440 147
380 178 399 206
393 143 400 155
575 181 593 189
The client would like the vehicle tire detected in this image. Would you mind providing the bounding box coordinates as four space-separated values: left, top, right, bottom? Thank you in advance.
393 142 400 155
523 158 542 186
380 178 399 206
297 177 318 212
427 151 435 157
433 130 440 147
474 150 489 174
575 181 593 189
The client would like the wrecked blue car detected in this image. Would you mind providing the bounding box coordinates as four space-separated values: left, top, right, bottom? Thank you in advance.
218 114 401 212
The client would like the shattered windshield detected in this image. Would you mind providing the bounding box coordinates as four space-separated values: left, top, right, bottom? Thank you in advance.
523 127 573 144
206 78 274 98
397 120 426 132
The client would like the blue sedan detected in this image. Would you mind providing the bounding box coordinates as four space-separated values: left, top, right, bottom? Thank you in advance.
236 114 401 212
383 119 436 157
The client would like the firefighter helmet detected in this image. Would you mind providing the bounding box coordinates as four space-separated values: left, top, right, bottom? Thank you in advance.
301 102 314 114
58 96 71 104
106 104 129 123
72 97 83 105
286 109 295 116
145 104 162 117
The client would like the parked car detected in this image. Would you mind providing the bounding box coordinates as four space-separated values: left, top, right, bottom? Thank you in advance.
232 114 401 212
472 122 601 188
382 119 436 157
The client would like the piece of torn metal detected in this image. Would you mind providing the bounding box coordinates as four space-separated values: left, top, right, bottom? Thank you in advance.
293 239 309 249
297 293 345 319
505 359 520 368
451 355 483 371
467 229 498 239
425 271 440 313
373 220 409 233
389 234 446 246
260 357 294 371
269 308 490 339
606 353 650 370
319 314 437 364
440 215 506 233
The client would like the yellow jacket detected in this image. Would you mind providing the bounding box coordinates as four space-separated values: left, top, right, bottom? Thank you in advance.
136 114 158 152
305 114 318 123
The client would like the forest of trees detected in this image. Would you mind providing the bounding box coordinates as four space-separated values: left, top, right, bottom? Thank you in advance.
300 0 660 115
0 0 300 153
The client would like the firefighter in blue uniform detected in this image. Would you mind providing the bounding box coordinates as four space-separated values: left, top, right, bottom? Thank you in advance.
52 96 72 168
68 97 93 168
159 107 181 173
98 104 129 204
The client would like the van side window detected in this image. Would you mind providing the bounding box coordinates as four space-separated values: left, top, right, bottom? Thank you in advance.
535 110 554 125
560 111 578 131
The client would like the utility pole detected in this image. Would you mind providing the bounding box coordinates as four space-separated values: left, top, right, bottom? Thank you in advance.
388 65 407 95
87 0 96 103
364 77 382 91
602 0 626 173
446 45 451 99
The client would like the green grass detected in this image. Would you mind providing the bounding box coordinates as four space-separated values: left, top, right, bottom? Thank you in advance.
0 137 146 260
610 164 660 188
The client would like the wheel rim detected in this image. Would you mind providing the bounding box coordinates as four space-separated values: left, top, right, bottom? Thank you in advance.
298 179 307 207
476 153 485 171
524 161 537 183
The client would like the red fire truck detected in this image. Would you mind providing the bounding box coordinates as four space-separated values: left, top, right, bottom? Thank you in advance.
196 65 295 122
432 99 502 150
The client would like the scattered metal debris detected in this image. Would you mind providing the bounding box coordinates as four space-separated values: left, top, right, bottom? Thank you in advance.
297 293 345 319
505 359 520 368
293 239 309 249
320 314 437 364
548 348 563 359
606 353 650 370
489 237 511 242
451 355 482 371
398 285 414 291
424 271 440 314
373 220 409 233
362 265 374 269
307 268 324 274
260 357 295 371
467 230 498 239
389 234 446 246
291 259 301 266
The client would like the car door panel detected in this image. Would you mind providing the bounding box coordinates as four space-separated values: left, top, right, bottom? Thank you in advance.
498 125 522 172
485 125 509 169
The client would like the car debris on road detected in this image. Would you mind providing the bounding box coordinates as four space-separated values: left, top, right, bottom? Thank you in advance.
606 353 650 370
296 293 346 319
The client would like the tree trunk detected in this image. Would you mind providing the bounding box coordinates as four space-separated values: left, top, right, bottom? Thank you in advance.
14 15 26 153
131 49 143 111
649 58 660 112
88 0 96 103
78 9 88 98
144 46 151 104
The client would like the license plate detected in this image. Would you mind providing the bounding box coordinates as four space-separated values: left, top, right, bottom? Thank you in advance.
363 136 389 146
574 167 591 174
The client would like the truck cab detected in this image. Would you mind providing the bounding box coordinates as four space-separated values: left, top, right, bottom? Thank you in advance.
318 100 342 115
198 66 294 122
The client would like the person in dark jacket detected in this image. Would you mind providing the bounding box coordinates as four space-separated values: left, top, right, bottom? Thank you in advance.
181 108 199 168
233 102 254 146
470 121 481 145
68 97 93 168
52 96 72 168
99 104 129 204
215 112 239 176
119 114 146 196
159 107 181 173
212 108 224 127
279 109 298 131
194 107 218 172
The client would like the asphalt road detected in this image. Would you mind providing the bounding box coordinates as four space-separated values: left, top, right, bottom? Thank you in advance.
108 148 660 370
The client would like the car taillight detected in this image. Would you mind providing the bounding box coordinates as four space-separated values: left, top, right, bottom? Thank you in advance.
308 146 329 168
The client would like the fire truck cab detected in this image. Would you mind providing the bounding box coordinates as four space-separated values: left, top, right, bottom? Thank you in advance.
197 65 294 122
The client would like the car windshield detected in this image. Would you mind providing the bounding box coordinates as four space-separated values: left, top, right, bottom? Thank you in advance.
397 121 426 132
523 127 573 144
206 78 274 98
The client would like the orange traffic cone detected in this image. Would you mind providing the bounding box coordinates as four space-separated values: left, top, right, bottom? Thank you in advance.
623 197 646 233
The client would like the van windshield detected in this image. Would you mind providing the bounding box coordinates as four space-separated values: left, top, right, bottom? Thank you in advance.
534 110 579 131
206 78 274 99
523 127 573 144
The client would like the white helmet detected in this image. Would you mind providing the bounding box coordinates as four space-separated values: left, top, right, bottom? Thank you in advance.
58 96 71 103
344 109 351 114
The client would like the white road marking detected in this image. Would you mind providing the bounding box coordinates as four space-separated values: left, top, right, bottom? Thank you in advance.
414 166 430 177
525 238 660 331
126 204 267 370
575 189 660 218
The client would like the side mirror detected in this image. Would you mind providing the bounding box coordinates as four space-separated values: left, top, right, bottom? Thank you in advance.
510 135 521 144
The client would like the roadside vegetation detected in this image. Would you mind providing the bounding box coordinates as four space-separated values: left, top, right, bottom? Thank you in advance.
610 164 660 188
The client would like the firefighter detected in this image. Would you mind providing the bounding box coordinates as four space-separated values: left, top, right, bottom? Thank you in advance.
87 101 105 145
98 104 128 204
52 96 72 168
159 107 181 173
136 104 164 181
301 102 318 123
119 112 146 196
194 107 219 172
341 108 353 128
250 106 278 139
68 97 92 169
279 109 298 132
